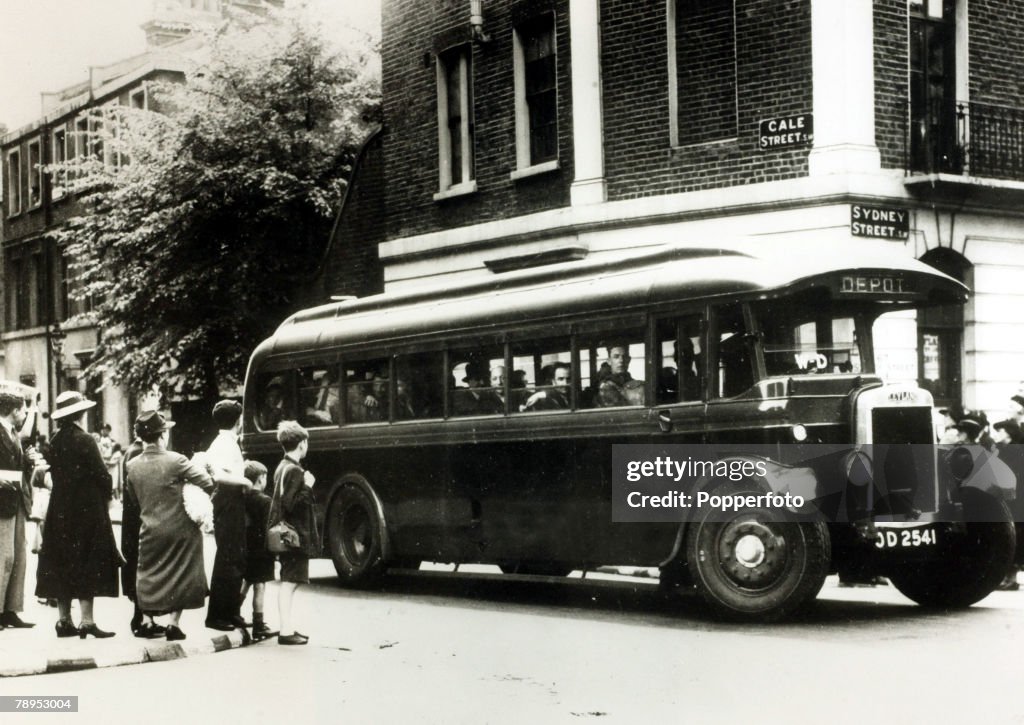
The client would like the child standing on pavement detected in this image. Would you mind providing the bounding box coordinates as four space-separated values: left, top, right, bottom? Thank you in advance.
240 460 277 641
269 421 319 645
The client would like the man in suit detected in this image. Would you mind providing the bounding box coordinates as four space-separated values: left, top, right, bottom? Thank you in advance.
0 380 36 630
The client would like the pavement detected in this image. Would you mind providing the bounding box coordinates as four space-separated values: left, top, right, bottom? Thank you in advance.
0 501 257 678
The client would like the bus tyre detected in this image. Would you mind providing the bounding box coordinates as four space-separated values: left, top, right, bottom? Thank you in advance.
685 484 830 622
888 488 1015 608
327 483 386 588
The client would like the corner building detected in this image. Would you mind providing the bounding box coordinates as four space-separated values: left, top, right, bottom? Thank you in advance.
1 0 282 442
326 0 1024 419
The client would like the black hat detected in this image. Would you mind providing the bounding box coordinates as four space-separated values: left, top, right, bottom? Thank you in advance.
134 410 175 438
1012 395 1024 409
463 360 489 384
994 419 1023 440
954 417 983 439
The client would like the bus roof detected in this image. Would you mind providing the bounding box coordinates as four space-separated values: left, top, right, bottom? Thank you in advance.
254 243 966 362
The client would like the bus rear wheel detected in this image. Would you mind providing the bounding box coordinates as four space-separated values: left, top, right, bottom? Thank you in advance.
685 485 830 622
888 488 1015 608
328 483 386 588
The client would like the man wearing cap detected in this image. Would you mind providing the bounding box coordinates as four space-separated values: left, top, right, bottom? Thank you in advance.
204 400 253 632
0 381 35 630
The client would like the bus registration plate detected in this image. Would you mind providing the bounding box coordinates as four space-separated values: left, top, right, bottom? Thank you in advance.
874 526 939 550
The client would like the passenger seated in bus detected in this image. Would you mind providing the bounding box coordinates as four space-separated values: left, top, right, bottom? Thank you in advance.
592 342 644 406
304 372 339 425
452 360 504 416
347 370 389 422
395 378 416 419
676 337 701 401
520 362 571 411
259 381 285 430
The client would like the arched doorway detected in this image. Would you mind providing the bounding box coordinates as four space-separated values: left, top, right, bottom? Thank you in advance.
917 248 971 409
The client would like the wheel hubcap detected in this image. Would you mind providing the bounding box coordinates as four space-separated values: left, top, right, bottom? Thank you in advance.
718 520 787 588
734 534 766 568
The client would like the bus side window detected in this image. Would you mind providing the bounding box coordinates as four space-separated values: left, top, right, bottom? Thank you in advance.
450 347 505 417
715 305 754 398
510 337 572 413
297 366 339 428
256 372 294 431
579 330 646 408
345 358 390 423
655 316 704 403
394 351 444 419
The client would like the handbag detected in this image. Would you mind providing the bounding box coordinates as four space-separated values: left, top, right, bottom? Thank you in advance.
267 520 300 553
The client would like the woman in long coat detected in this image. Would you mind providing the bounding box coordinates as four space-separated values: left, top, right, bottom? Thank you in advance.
35 392 121 638
125 410 213 640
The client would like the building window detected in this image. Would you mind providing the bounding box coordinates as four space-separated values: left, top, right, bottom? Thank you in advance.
436 45 475 196
909 0 958 173
668 0 738 147
7 258 24 330
6 148 22 216
52 127 68 199
129 87 148 110
27 138 42 208
104 103 123 170
513 14 558 170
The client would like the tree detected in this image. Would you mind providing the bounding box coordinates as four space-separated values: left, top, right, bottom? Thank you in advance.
54 8 379 400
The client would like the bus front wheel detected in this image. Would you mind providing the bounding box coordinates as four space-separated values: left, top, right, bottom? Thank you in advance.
685 484 830 622
888 488 1015 608
328 483 387 588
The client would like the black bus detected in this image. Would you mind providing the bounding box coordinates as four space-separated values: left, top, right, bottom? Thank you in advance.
241 245 1015 621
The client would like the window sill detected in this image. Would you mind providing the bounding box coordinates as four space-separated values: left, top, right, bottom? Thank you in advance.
6 210 22 220
433 181 478 201
510 159 560 181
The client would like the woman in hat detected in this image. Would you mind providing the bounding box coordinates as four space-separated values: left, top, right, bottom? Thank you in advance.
35 391 121 638
124 410 214 640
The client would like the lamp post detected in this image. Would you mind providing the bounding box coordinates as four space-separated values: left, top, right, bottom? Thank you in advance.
49 321 67 396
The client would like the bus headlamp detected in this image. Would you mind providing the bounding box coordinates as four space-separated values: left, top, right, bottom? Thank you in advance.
791 424 808 442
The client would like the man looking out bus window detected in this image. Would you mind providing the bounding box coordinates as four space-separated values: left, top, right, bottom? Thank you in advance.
452 360 504 416
594 342 644 406
521 363 571 411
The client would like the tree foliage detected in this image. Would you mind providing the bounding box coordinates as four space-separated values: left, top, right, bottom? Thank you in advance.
53 9 379 399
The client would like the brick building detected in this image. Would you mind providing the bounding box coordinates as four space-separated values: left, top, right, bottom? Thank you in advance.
1 0 282 443
318 0 1024 419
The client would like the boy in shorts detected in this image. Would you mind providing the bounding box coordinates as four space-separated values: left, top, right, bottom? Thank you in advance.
240 460 277 641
